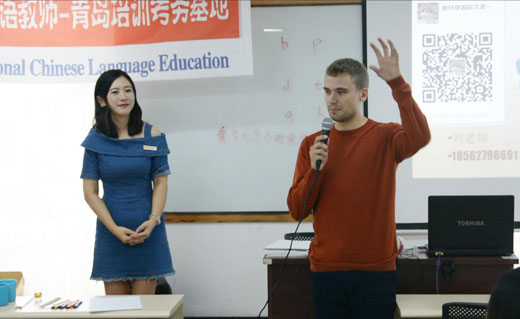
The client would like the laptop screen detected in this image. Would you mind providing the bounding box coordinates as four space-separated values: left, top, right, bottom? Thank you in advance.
428 195 514 255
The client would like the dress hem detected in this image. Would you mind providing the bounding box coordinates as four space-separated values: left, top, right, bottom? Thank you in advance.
90 271 176 282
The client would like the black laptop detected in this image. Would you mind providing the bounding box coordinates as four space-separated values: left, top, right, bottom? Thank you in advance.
427 195 514 256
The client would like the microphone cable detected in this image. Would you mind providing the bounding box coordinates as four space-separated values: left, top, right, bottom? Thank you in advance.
257 168 320 318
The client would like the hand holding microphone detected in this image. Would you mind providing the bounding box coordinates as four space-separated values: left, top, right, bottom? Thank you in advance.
310 118 333 171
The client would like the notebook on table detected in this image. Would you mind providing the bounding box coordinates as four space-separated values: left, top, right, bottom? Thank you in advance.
427 195 514 256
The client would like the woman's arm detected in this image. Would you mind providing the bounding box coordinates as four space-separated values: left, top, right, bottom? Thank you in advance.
83 179 137 244
150 175 168 220
149 125 168 221
133 176 168 244
132 125 169 244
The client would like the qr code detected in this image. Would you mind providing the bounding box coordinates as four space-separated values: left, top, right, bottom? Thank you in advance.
421 33 492 103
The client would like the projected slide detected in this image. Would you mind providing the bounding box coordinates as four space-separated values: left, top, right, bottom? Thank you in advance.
411 1 520 178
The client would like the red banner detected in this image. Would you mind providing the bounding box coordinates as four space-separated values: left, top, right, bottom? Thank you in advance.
0 0 239 47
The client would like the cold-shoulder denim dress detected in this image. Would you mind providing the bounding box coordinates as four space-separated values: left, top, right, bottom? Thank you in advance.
80 123 175 281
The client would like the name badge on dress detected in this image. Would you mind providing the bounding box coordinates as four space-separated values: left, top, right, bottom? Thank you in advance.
143 145 157 151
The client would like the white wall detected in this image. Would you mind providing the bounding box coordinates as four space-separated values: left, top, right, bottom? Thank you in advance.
0 82 106 298
165 222 313 317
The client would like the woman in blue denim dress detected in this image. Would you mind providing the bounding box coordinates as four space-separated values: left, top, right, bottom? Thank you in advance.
81 70 175 294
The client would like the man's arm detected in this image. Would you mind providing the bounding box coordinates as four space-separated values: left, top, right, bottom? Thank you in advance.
369 38 401 82
287 135 325 221
388 77 431 161
370 38 431 161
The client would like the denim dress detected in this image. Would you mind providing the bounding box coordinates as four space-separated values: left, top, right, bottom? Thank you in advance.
80 123 175 281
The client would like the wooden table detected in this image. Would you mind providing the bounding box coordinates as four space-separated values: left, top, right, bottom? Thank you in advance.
0 295 184 319
396 253 518 293
264 253 517 319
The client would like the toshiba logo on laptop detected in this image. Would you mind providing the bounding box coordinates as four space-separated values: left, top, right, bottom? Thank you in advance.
457 220 485 226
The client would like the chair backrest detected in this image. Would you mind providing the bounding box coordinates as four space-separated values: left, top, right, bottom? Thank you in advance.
284 232 314 241
155 277 172 294
442 302 488 319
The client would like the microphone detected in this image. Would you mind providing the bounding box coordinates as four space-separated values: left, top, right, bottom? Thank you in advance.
316 117 333 171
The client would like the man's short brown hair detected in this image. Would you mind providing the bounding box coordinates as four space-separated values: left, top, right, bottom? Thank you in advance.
326 58 369 90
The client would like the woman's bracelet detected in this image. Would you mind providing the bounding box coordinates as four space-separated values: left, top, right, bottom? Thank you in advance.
149 214 161 225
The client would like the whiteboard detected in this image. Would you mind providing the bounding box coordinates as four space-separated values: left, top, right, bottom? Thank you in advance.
137 5 363 212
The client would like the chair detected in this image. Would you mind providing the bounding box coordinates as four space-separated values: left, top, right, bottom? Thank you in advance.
442 302 488 319
284 232 314 241
155 277 172 294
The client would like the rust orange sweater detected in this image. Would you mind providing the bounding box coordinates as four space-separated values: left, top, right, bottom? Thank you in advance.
287 76 430 272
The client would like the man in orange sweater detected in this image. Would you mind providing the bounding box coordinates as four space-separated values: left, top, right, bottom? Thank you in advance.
287 38 431 318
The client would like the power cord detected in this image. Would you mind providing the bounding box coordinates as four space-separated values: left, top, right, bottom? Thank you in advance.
434 251 443 294
257 168 320 318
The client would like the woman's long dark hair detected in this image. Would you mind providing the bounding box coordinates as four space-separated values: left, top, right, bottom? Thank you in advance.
93 69 143 138
487 267 520 318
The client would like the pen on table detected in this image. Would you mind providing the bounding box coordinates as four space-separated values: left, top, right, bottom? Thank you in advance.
66 300 80 309
39 297 61 308
63 300 79 309
73 300 83 309
16 297 34 310
51 299 69 309
60 300 76 309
